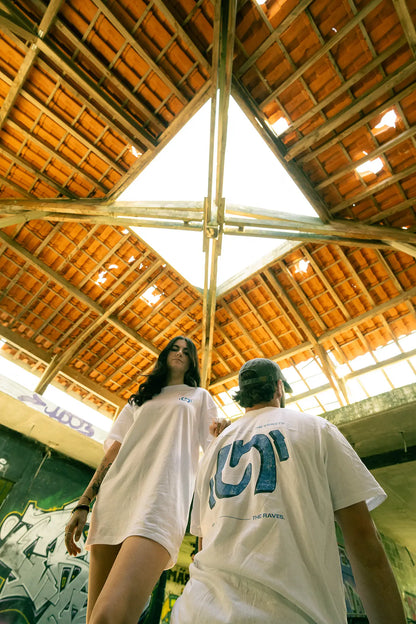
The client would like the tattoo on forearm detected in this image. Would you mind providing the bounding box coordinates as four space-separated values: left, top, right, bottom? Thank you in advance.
91 462 112 497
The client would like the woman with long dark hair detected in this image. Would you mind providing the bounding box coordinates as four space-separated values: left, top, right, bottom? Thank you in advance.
64 336 224 624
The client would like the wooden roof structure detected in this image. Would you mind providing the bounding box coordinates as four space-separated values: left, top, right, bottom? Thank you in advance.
0 0 416 424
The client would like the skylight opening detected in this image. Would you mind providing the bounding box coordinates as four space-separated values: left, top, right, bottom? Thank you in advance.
140 286 162 306
356 156 384 176
348 352 375 371
294 259 310 274
344 378 368 401
314 388 341 411
383 361 416 388
373 109 398 132
398 331 416 351
95 270 107 285
130 146 142 158
373 341 401 362
119 97 317 288
358 369 389 395
270 117 290 135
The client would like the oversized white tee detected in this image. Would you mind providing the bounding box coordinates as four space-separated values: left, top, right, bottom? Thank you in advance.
86 384 217 567
172 406 386 624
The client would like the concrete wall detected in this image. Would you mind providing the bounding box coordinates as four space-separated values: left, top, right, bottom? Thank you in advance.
0 425 94 624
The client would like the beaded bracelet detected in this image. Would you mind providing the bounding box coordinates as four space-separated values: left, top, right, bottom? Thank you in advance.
72 504 90 514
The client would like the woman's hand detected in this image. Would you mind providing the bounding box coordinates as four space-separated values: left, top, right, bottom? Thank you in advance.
210 418 231 437
65 508 88 556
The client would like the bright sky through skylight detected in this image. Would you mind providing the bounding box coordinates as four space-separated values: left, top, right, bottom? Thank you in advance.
119 98 317 288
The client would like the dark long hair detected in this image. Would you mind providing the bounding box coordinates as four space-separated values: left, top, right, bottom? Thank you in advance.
129 336 201 407
233 382 277 408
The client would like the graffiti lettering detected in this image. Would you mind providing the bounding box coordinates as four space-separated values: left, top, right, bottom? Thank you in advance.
18 393 95 438
0 502 89 623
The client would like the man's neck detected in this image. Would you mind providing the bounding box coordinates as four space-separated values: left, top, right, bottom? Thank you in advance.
245 398 280 413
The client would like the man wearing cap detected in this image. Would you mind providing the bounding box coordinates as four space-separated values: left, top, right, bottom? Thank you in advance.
172 358 405 624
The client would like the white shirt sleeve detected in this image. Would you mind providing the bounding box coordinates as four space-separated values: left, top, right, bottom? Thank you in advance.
324 421 386 512
199 389 218 451
104 402 135 451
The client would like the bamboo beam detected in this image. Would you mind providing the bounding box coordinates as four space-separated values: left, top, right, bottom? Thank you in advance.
331 162 416 215
392 0 416 57
0 324 124 409
152 0 210 71
0 68 126 176
224 207 416 244
236 0 314 77
0 144 78 199
285 59 416 161
0 0 64 129
34 260 165 394
261 0 383 107
0 230 160 355
92 0 186 105
201 0 237 387
223 226 390 248
387 241 416 258
298 80 416 165
315 124 416 191
33 39 157 150
280 37 406 138
363 197 416 225
0 199 204 216
217 240 300 298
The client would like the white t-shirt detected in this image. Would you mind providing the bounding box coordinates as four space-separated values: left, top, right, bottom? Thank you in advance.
86 384 217 567
172 407 386 623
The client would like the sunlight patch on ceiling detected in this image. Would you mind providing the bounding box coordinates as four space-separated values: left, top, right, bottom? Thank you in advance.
118 98 318 288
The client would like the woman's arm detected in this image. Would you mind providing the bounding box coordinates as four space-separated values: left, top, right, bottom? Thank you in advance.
65 440 121 556
335 501 406 624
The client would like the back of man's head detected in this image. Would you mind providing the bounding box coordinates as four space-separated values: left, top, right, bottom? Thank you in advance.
233 358 293 408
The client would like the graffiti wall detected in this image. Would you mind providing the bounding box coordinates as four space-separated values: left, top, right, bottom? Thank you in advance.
0 425 93 623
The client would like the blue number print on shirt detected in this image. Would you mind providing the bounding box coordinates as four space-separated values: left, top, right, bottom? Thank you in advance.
209 429 289 508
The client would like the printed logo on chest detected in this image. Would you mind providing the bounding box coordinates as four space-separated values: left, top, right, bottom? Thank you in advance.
209 429 289 508
179 396 192 404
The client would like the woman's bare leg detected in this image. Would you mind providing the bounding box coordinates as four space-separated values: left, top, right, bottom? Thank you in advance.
89 535 171 624
87 543 121 622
